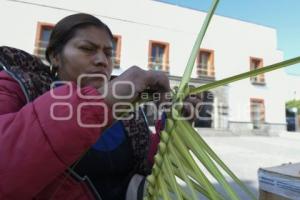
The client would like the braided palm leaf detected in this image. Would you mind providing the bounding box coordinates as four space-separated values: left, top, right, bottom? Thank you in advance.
143 0 300 199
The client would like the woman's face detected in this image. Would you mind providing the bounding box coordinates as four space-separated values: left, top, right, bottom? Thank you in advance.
54 26 113 88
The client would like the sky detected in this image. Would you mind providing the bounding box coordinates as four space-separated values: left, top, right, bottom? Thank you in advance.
157 0 300 76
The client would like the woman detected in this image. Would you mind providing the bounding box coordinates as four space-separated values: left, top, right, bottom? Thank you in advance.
0 13 170 200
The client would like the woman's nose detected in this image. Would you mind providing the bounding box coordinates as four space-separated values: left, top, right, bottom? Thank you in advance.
94 51 108 67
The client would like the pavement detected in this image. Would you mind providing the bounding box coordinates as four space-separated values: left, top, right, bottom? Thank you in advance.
199 132 300 199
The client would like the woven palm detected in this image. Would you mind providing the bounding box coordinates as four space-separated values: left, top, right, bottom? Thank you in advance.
143 0 300 199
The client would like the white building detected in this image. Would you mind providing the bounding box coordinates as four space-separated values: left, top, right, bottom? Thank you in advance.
0 0 287 135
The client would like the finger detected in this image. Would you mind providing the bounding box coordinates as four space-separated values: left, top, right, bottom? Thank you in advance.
146 71 171 93
182 103 195 123
184 96 202 108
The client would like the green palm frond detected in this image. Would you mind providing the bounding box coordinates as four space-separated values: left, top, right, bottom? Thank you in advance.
176 0 219 102
189 56 300 97
143 0 300 199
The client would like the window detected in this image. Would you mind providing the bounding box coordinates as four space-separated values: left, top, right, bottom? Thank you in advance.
250 57 265 84
148 41 169 72
197 49 214 78
112 35 121 68
34 22 54 60
250 99 265 129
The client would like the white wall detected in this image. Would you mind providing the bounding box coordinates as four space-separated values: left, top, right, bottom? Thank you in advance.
281 74 300 101
228 52 286 124
0 0 286 125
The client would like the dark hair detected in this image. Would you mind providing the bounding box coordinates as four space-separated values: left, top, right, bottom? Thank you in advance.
45 13 113 63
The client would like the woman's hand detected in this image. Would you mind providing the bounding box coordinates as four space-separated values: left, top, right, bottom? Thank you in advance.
182 93 202 124
99 66 171 108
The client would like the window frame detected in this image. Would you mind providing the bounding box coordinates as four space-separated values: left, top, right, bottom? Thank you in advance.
250 98 265 129
196 48 215 78
250 57 265 85
112 35 122 69
148 40 170 73
34 22 54 60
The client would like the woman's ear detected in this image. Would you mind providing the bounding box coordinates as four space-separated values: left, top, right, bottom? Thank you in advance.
48 54 61 77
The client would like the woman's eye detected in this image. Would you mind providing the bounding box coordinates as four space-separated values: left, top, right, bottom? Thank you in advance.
105 51 113 58
80 46 95 52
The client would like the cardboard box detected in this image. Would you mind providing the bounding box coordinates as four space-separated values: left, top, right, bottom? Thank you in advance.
258 163 300 200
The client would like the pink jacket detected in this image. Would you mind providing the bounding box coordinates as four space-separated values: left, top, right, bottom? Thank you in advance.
0 70 161 199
